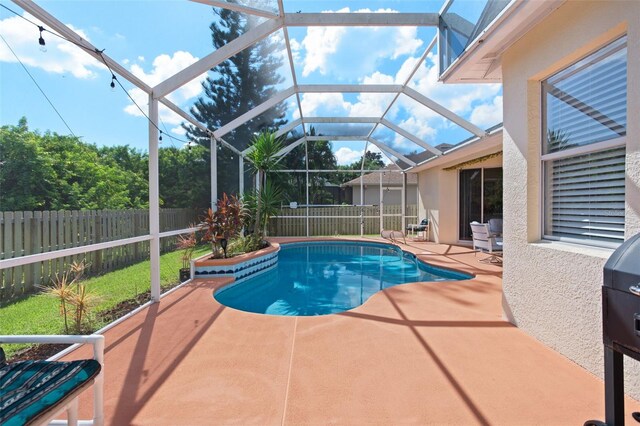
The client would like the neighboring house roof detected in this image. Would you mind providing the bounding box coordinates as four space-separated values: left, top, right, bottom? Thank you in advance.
344 123 504 186
342 164 418 187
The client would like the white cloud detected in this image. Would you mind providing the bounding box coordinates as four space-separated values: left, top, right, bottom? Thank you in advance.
297 25 346 77
124 51 207 125
298 92 351 118
170 125 186 135
334 147 363 165
292 7 422 80
0 13 105 78
333 145 390 166
470 95 503 128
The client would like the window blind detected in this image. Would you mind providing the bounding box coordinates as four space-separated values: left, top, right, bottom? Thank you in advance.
545 147 626 244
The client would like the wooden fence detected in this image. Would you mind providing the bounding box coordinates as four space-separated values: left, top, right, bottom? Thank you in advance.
0 208 198 302
268 204 418 237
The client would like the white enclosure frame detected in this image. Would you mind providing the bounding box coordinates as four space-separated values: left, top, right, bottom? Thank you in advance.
2 0 491 302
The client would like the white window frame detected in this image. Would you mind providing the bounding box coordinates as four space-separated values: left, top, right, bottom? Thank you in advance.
540 36 627 249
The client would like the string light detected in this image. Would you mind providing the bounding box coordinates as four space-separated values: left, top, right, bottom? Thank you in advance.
38 26 46 52
0 3 200 149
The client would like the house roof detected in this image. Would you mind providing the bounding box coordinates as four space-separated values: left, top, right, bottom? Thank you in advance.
342 164 418 187
408 126 503 173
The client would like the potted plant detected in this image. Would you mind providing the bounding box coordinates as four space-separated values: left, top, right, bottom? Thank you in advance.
176 231 196 282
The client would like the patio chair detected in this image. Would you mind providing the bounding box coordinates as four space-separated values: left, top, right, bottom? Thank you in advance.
488 218 503 237
381 229 406 245
406 219 429 241
470 222 503 263
0 334 105 426
406 219 428 234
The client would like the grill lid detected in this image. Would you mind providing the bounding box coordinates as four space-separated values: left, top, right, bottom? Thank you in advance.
604 232 640 292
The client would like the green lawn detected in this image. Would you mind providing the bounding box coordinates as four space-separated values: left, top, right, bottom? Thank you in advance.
0 246 209 358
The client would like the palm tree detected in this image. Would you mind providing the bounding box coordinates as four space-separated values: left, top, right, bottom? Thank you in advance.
245 131 284 234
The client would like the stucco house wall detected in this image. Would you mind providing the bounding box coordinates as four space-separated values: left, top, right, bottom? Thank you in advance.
501 1 640 398
417 133 502 244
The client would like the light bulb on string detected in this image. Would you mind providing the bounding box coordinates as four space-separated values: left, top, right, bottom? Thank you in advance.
38 26 46 52
159 131 163 142
110 74 116 91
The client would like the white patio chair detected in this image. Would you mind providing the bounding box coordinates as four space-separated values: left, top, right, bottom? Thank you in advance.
470 222 503 263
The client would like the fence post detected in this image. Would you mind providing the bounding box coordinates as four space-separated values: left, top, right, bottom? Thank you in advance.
23 211 33 293
14 212 24 295
32 212 42 287
1 212 12 298
94 212 102 272
133 211 140 261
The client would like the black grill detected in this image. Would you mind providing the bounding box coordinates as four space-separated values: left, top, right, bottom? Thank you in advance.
587 233 640 426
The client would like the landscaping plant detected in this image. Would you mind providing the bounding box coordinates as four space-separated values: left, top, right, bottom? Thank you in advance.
201 193 246 258
41 259 98 334
176 229 197 269
245 131 283 235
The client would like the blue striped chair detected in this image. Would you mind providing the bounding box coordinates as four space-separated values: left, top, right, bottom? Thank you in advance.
0 335 104 426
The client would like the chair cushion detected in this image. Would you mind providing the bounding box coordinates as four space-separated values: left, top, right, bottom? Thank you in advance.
0 358 101 426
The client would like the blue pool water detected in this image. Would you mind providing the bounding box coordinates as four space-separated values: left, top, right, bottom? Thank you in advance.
214 241 471 316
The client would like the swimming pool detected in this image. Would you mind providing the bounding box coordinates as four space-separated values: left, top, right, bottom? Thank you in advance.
214 241 472 316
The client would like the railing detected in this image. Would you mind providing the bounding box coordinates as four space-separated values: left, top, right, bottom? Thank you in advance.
0 208 199 302
268 204 418 237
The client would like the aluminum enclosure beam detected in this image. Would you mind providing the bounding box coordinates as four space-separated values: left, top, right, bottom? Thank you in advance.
189 0 279 18
278 0 307 137
284 13 438 27
148 96 161 302
381 119 442 156
159 97 209 135
275 137 306 158
403 87 486 137
213 86 296 138
306 136 368 141
218 137 243 156
154 18 283 98
275 118 302 138
368 138 416 167
298 84 402 93
303 117 380 124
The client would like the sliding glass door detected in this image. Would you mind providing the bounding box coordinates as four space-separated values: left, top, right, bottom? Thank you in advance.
459 167 503 240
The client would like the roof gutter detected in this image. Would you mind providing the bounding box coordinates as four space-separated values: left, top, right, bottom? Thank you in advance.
407 126 503 173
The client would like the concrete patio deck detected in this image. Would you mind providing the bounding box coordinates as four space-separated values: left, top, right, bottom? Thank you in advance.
67 238 640 425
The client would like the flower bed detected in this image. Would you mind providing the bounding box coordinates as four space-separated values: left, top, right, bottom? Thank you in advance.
192 242 280 282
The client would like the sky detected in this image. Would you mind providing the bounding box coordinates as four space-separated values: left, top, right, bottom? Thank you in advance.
0 0 502 166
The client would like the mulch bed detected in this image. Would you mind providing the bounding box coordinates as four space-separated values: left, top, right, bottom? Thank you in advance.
7 282 183 362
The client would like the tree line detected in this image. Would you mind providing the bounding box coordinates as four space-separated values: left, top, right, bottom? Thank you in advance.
0 118 384 211
0 118 209 211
